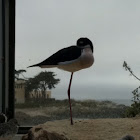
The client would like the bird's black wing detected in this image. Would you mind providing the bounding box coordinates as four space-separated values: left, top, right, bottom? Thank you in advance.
28 46 81 67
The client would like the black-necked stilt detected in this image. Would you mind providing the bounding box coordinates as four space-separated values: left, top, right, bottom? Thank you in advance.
0 119 19 140
28 37 94 125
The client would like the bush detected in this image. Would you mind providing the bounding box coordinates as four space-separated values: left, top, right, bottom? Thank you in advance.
124 102 140 117
124 90 140 117
123 61 140 117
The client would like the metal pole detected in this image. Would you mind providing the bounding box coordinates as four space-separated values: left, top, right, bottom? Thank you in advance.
0 0 15 117
0 0 2 113
8 0 15 118
0 0 4 113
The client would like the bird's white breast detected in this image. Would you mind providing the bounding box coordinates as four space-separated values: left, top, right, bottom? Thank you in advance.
57 48 94 72
80 48 94 68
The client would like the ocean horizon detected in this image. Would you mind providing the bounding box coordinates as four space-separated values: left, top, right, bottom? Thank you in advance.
101 99 133 106
52 97 133 106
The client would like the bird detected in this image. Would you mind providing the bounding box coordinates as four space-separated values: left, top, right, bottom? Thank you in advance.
0 118 19 140
119 135 135 140
0 113 7 123
28 37 94 125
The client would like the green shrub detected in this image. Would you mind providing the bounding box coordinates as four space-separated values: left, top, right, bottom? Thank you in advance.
124 89 140 117
124 102 140 117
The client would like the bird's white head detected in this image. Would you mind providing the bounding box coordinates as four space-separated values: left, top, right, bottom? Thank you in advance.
77 38 93 52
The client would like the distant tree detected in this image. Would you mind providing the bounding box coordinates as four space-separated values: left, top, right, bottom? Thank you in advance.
25 71 60 100
123 61 140 117
15 69 26 80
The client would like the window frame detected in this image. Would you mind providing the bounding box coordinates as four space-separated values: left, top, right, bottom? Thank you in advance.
0 0 31 134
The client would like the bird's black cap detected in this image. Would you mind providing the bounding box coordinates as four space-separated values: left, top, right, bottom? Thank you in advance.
77 38 93 52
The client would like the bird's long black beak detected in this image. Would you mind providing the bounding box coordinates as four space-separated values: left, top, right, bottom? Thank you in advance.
27 63 39 68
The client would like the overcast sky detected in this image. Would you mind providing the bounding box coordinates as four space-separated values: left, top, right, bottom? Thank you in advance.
15 0 140 100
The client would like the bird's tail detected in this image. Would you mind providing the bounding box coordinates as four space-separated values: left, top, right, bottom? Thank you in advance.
27 63 40 68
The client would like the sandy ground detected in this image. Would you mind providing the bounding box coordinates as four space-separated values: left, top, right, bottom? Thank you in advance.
15 105 140 140
30 117 140 140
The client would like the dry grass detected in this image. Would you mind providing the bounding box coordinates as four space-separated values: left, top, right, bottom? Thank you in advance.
15 100 127 125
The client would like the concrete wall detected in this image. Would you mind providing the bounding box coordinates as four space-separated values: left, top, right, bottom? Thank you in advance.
15 80 25 103
29 90 51 99
15 80 52 103
15 84 25 103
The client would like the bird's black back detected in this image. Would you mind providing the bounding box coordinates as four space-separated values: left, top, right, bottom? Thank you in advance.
30 46 81 67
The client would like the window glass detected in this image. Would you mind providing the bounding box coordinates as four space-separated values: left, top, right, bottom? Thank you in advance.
15 0 140 139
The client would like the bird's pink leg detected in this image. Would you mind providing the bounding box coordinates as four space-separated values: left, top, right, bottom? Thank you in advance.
68 72 74 125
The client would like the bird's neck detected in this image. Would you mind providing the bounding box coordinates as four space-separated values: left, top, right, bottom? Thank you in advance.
82 47 93 54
